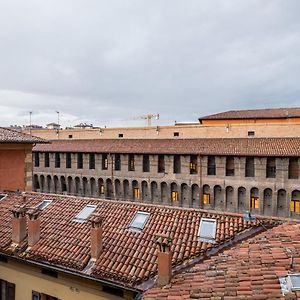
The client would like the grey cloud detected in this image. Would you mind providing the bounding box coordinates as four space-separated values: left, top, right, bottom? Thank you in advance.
0 0 299 127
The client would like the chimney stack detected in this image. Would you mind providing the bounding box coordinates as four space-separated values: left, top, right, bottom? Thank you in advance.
156 234 173 286
10 206 27 244
27 208 41 247
90 216 104 260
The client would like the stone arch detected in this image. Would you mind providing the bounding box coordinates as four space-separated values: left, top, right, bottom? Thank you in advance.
132 180 140 201
33 174 40 191
238 187 247 213
202 184 210 207
46 175 52 193
263 188 273 215
60 176 67 193
161 182 168 203
171 182 179 204
151 181 158 202
53 175 59 193
115 179 122 199
214 185 223 210
67 176 74 194
106 178 113 199
226 186 234 212
141 181 149 201
191 184 200 207
123 179 130 199
250 187 259 212
90 177 96 197
181 183 189 207
40 175 45 192
277 189 287 217
75 177 81 195
82 177 88 196
291 190 300 216
98 178 105 197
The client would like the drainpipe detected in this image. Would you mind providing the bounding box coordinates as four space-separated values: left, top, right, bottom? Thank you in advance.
199 154 203 209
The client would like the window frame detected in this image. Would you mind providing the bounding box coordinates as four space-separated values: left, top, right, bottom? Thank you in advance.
129 211 150 231
73 204 97 223
197 218 217 243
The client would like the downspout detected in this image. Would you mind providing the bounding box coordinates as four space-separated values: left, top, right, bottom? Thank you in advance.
199 154 203 209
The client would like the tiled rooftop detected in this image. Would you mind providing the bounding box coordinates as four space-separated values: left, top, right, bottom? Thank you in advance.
143 222 300 299
34 137 300 157
200 107 300 121
0 127 47 144
0 192 278 288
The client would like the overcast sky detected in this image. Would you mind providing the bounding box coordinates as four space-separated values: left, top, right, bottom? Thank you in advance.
0 0 299 128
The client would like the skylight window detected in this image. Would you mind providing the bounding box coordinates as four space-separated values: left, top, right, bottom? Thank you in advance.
73 204 97 223
36 200 52 210
129 211 150 231
288 274 300 291
197 218 217 243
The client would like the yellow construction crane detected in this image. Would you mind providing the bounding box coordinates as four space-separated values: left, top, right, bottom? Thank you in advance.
133 114 160 126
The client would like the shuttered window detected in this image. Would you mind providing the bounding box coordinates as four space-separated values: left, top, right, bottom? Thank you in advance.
289 158 299 179
226 157 234 176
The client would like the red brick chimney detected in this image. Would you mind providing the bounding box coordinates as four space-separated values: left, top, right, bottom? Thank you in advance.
90 216 104 260
10 206 27 244
156 234 173 286
27 208 41 247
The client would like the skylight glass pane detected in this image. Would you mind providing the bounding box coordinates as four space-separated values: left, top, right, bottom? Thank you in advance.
198 218 217 242
36 200 52 210
74 205 96 222
0 194 7 201
130 211 150 230
289 275 300 289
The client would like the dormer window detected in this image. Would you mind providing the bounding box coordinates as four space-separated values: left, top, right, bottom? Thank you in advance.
36 200 52 210
73 204 96 223
197 218 217 243
129 211 150 231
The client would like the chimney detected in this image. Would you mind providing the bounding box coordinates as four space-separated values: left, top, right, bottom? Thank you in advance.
27 208 41 247
156 234 173 286
90 216 104 260
10 206 27 244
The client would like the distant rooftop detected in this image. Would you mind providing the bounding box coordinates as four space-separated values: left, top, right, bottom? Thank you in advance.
199 107 300 121
0 127 47 144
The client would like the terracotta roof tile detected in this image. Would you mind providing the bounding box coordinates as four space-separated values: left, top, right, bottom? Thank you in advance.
0 192 278 287
0 127 47 144
143 222 300 299
200 107 300 120
34 137 300 157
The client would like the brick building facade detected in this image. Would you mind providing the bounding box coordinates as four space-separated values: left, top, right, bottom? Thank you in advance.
33 138 300 219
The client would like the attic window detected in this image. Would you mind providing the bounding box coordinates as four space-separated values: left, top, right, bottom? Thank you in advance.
36 200 52 210
174 132 179 137
197 218 217 243
129 211 150 231
118 133 123 138
73 204 96 223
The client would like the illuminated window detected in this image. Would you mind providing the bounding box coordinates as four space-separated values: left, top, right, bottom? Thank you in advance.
102 154 108 170
171 191 178 201
133 188 140 199
251 197 259 209
190 155 197 174
203 193 210 205
99 185 105 194
290 200 300 213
